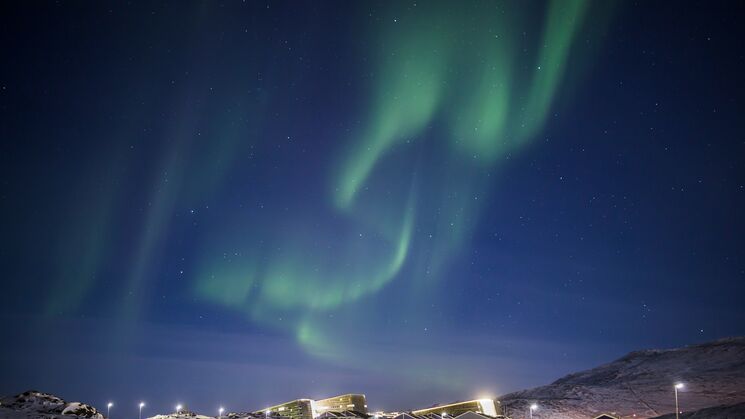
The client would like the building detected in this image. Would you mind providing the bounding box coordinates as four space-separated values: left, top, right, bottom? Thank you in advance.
257 399 314 419
315 395 368 415
257 395 368 419
316 411 370 419
411 400 501 418
452 412 494 419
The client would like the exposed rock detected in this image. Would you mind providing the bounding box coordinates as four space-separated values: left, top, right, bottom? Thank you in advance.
0 391 103 419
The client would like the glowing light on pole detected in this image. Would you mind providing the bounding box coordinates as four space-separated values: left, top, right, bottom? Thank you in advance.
139 402 145 419
219 407 225 419
107 402 113 419
176 405 183 414
674 383 684 419
529 404 537 419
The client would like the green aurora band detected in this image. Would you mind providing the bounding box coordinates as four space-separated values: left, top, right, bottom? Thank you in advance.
194 0 608 368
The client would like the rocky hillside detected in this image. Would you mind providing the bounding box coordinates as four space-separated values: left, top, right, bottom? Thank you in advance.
499 337 745 419
0 390 104 419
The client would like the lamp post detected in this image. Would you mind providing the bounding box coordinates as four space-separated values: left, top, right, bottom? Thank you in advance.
176 405 183 414
107 402 113 419
674 383 684 419
139 402 145 419
529 404 537 419
219 407 225 419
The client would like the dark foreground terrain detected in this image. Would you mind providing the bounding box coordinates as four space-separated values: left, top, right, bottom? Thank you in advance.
2 338 744 419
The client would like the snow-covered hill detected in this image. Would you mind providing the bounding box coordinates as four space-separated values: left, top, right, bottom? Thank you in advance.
499 337 745 419
0 391 103 419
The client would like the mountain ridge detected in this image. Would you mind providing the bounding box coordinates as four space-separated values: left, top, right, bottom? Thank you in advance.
499 337 745 418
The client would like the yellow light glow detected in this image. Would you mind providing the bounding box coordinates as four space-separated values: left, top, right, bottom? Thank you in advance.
477 400 497 417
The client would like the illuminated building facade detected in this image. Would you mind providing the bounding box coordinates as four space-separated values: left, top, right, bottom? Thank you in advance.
257 394 368 419
411 400 501 418
314 395 368 415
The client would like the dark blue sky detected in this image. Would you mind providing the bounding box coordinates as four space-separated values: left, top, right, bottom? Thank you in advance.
1 1 744 416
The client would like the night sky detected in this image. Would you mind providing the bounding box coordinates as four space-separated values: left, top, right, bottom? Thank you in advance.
1 0 744 416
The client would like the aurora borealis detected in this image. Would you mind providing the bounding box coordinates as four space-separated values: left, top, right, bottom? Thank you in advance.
186 0 600 365
2 0 745 415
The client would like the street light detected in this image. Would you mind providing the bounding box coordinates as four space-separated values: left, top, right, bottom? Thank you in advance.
176 405 183 414
674 383 684 419
218 407 225 419
107 402 113 419
529 404 537 419
139 402 145 419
